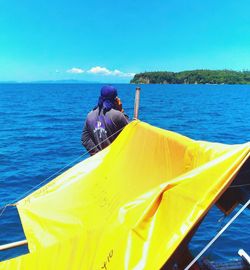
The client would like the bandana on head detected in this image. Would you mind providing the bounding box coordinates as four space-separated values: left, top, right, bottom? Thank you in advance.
97 85 118 112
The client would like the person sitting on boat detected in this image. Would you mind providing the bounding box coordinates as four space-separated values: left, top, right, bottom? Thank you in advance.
81 85 129 155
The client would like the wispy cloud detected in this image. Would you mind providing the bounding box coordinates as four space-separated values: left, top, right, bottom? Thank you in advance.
67 67 85 74
87 66 135 77
87 66 111 75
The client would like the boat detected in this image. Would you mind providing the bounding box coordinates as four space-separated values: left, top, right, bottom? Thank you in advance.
0 119 249 269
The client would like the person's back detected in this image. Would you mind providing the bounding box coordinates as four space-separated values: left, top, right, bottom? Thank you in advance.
81 85 129 155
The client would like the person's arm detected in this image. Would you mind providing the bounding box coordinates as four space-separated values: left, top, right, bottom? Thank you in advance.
81 123 99 156
114 97 130 124
118 112 130 129
123 112 130 122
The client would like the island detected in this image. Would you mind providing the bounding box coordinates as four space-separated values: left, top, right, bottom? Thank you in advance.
130 70 250 84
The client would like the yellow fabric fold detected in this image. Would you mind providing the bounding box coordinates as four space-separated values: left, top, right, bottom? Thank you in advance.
1 121 249 269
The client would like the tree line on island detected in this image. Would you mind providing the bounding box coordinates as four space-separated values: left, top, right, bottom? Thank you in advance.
130 70 250 84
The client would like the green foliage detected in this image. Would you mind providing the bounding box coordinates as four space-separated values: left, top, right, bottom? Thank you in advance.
130 70 250 84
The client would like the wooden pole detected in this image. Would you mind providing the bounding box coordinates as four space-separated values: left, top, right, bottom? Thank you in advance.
133 87 141 120
0 240 28 251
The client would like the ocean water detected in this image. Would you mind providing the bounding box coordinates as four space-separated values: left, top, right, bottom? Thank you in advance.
0 83 249 264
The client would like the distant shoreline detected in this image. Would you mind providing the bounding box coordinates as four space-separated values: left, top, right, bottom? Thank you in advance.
1 82 250 86
0 80 100 84
130 70 250 85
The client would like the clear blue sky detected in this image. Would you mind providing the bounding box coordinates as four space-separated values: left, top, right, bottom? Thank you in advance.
0 0 250 82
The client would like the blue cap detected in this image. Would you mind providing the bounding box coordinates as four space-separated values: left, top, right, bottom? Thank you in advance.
97 85 118 112
100 85 117 100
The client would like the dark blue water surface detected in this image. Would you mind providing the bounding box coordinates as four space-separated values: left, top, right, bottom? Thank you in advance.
0 83 249 263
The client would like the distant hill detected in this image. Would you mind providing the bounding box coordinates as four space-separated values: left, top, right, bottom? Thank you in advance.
0 80 99 84
0 81 18 84
27 80 100 84
130 70 250 84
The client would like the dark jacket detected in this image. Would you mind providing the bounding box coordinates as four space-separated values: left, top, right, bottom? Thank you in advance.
81 107 129 155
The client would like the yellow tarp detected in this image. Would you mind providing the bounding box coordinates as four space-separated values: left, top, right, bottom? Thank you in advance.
1 121 249 269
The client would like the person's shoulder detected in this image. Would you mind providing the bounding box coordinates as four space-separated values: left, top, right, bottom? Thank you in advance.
109 108 123 115
87 107 98 117
108 109 125 118
108 109 129 123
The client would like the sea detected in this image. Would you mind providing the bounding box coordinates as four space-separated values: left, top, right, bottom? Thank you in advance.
0 83 249 264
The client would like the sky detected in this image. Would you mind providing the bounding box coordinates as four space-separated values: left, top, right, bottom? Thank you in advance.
0 0 250 82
